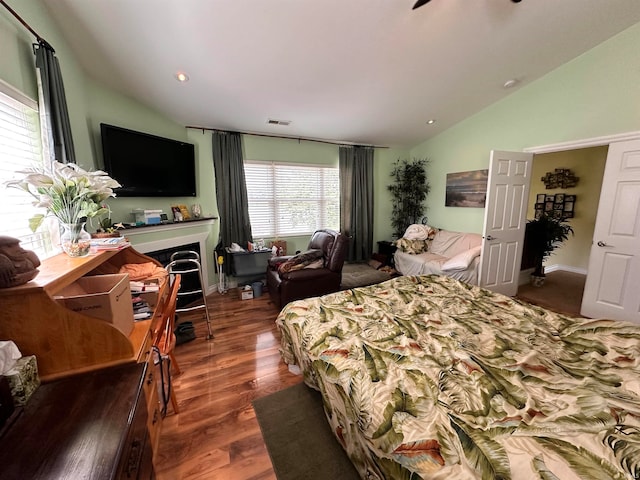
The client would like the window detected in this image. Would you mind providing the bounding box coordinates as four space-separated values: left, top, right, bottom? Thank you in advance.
0 82 54 258
244 161 339 238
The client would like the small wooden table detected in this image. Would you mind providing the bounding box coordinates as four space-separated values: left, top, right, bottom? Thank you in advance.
376 241 397 267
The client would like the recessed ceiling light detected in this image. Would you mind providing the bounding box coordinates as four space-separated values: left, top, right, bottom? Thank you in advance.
426 119 436 125
503 78 519 89
175 72 189 82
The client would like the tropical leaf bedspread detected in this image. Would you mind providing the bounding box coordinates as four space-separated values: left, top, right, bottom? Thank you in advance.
275 275 640 480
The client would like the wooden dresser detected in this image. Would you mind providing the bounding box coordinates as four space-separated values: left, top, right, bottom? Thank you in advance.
0 363 154 480
0 247 168 476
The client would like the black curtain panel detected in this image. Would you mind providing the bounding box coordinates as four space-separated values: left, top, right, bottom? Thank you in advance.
212 131 253 261
339 146 374 262
34 41 76 164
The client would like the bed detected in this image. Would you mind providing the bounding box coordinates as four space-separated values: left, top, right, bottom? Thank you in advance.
276 274 640 480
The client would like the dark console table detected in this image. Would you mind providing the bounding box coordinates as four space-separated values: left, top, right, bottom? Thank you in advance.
0 363 154 480
376 240 397 267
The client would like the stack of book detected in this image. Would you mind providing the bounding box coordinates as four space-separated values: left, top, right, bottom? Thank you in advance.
131 295 152 320
90 236 131 251
130 281 159 320
130 281 160 293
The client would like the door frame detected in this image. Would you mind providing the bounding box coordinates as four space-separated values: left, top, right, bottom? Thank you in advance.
524 131 640 155
519 130 640 291
482 130 640 295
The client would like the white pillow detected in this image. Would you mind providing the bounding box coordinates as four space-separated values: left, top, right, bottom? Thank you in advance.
403 224 432 240
441 245 482 271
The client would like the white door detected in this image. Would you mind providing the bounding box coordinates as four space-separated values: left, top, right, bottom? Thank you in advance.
480 150 533 296
581 140 640 323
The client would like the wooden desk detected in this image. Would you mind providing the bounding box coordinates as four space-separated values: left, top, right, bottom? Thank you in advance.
0 247 165 381
0 246 167 469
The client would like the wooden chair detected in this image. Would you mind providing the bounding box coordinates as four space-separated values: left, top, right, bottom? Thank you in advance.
153 273 182 414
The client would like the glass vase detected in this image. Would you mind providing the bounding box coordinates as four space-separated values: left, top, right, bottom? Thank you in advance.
60 222 92 257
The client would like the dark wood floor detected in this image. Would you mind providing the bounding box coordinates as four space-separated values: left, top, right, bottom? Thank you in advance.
154 289 300 480
155 276 583 479
516 270 586 317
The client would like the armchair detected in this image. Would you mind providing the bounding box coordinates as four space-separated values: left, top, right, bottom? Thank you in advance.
267 229 349 309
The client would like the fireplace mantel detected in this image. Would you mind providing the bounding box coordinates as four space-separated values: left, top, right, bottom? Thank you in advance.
125 217 217 294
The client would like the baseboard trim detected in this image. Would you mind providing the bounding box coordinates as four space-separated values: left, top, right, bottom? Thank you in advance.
519 264 587 286
545 264 587 275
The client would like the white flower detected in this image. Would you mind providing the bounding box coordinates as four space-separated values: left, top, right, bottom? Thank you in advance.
5 161 122 231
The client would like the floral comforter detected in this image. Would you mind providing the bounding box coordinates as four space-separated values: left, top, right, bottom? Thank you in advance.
276 275 640 480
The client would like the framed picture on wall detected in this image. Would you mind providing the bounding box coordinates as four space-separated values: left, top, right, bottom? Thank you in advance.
563 195 576 218
536 193 546 203
445 169 489 207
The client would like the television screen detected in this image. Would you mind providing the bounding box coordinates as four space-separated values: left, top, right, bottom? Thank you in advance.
100 123 197 197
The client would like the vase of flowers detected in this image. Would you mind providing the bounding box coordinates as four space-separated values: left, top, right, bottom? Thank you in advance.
60 221 92 256
6 161 121 258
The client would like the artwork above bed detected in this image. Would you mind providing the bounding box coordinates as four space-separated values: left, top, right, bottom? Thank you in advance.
276 275 640 480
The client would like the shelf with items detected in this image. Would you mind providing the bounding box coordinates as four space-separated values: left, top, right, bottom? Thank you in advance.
120 215 217 232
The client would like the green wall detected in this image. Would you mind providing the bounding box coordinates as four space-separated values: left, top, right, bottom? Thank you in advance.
409 21 640 234
0 2 218 284
4 3 638 287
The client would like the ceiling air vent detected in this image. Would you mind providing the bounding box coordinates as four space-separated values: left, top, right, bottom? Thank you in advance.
267 118 291 126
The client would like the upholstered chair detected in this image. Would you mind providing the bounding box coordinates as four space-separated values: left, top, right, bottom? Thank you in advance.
266 229 349 309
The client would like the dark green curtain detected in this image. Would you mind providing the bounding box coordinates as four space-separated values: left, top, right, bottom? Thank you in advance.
212 131 253 261
339 146 374 262
34 40 76 164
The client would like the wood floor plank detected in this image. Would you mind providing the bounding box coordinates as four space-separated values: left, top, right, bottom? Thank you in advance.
154 291 301 480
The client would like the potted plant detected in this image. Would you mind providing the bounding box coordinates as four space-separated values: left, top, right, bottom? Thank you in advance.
387 158 431 238
526 213 573 287
92 206 124 238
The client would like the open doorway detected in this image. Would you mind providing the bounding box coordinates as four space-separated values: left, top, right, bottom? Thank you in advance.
516 145 608 316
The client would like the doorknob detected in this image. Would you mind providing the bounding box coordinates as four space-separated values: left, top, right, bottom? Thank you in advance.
597 241 612 247
485 235 496 241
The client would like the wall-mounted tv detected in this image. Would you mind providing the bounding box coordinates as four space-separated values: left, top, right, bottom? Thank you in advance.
100 123 197 197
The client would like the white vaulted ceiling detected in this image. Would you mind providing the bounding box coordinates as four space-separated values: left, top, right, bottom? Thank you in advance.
42 0 640 147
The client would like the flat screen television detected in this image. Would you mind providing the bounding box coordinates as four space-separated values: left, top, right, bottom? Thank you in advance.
100 123 197 197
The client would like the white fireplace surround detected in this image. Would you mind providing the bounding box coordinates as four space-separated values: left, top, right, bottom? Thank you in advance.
124 220 215 294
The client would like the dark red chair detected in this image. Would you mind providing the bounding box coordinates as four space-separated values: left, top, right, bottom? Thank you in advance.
266 229 349 309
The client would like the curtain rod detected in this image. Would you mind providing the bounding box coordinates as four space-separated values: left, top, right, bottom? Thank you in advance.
0 0 55 51
185 125 388 149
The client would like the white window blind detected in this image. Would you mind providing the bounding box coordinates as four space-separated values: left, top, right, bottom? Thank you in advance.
0 85 55 257
244 161 339 238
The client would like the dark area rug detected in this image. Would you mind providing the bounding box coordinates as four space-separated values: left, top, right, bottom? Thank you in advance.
340 261 394 289
252 382 360 480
